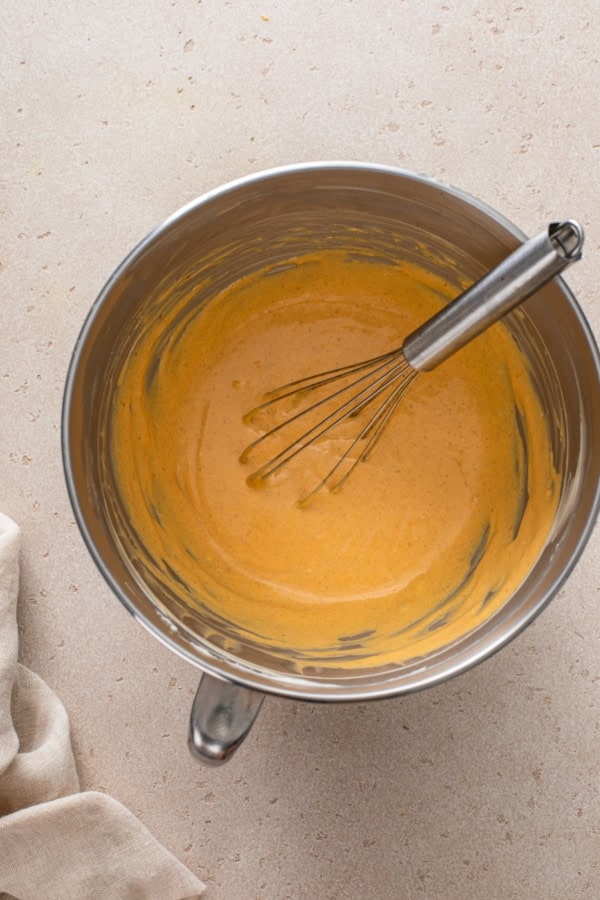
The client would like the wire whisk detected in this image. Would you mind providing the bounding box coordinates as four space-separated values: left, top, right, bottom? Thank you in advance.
241 221 583 503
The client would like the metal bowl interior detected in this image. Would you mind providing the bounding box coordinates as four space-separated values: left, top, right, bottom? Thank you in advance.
62 162 600 701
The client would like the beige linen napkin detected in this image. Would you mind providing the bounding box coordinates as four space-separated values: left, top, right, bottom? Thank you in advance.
0 513 206 899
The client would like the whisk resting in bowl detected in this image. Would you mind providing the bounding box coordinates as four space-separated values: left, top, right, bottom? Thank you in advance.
241 220 584 502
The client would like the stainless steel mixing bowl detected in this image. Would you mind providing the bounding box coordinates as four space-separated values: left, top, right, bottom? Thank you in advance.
62 163 600 764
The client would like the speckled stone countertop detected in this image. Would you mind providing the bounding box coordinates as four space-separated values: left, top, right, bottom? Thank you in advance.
2 2 600 897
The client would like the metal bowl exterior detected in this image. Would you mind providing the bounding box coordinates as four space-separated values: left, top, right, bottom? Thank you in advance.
62 162 600 702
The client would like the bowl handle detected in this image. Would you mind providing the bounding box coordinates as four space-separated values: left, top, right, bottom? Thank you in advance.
188 672 265 766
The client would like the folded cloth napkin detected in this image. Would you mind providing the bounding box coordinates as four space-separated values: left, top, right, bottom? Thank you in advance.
0 513 205 899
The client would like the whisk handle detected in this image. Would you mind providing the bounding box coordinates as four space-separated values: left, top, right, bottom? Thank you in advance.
402 220 584 372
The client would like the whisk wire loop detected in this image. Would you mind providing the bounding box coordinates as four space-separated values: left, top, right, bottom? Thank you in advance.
298 364 419 506
243 350 412 484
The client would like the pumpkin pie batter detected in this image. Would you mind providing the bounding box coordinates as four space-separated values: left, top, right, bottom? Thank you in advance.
109 252 559 667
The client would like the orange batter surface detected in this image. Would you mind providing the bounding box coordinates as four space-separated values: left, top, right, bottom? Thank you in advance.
110 252 559 667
